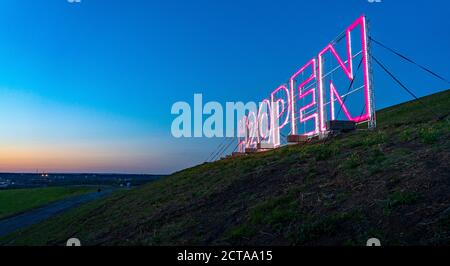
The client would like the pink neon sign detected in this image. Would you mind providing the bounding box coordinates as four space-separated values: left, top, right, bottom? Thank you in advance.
318 15 372 131
258 99 272 140
237 116 247 152
246 111 259 148
270 85 290 130
243 15 374 151
289 59 318 137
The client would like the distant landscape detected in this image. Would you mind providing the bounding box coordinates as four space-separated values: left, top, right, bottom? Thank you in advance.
1 89 448 246
0 173 163 239
0 173 162 190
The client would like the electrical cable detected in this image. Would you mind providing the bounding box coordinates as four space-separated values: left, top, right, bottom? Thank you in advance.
372 55 441 119
370 37 450 85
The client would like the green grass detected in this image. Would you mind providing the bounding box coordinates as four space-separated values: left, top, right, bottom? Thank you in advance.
225 194 299 240
290 211 365 244
342 152 362 170
419 126 440 144
383 191 421 215
0 186 95 219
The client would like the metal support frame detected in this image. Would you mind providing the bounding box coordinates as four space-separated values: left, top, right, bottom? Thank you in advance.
366 17 377 130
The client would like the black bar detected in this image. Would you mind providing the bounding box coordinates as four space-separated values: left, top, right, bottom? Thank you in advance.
0 246 449 265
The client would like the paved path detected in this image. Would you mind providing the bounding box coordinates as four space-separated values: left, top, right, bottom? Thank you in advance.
0 189 112 238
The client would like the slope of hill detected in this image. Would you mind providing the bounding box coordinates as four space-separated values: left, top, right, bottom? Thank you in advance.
2 90 450 246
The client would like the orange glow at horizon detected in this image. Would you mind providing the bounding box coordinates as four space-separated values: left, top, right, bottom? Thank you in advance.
0 141 158 173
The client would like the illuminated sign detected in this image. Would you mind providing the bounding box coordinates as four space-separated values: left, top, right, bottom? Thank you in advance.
243 15 376 150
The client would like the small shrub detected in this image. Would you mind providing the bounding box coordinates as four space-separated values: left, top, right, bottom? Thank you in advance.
249 195 298 227
227 224 256 240
315 145 339 161
369 146 386 164
225 195 299 241
419 127 439 144
383 191 420 214
363 132 386 147
291 211 364 244
343 152 361 169
399 127 415 142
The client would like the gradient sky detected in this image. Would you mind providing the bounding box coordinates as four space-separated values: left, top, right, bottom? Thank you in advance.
0 0 449 174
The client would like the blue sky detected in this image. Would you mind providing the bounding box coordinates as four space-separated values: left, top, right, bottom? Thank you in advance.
0 0 449 174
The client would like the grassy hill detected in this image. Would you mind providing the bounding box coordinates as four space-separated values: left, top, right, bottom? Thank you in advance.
2 90 450 246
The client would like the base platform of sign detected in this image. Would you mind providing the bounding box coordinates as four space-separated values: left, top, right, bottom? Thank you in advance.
287 134 309 144
326 120 356 132
245 148 258 154
257 143 275 151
